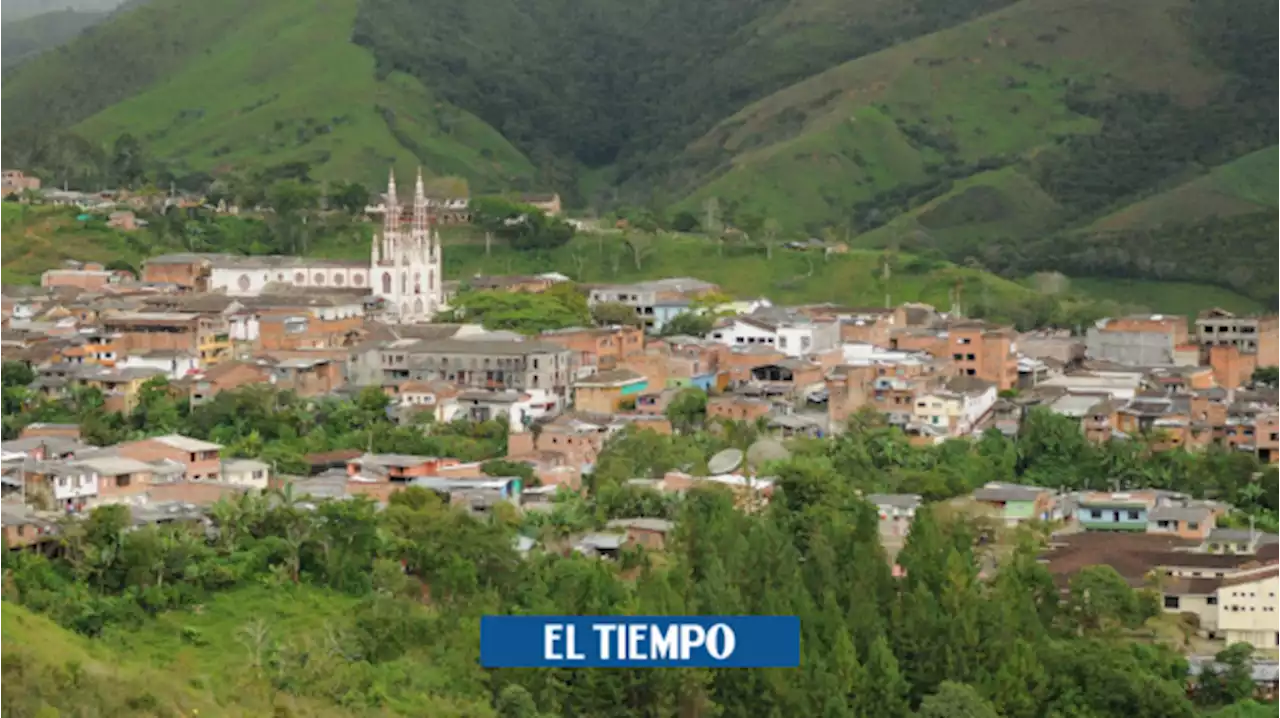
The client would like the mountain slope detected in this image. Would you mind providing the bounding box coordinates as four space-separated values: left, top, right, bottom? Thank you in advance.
1089 146 1278 232
0 0 123 22
672 0 1225 232
3 0 535 189
1 9 107 69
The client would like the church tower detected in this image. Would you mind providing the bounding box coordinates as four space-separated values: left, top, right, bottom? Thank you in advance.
371 167 445 323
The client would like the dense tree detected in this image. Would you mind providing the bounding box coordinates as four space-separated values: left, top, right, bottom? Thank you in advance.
591 301 643 327
659 312 715 338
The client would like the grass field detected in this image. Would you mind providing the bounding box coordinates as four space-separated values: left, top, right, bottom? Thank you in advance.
1090 147 1279 231
19 0 535 190
675 0 1223 232
1065 277 1270 319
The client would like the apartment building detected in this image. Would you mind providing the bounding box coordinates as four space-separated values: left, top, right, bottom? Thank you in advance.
1196 309 1279 369
947 321 1018 391
379 339 573 402
540 325 644 372
100 311 232 366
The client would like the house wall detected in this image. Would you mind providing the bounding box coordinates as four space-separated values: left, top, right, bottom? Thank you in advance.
209 265 370 296
712 320 777 350
574 385 624 414
142 261 210 291
1163 593 1218 632
1086 326 1180 366
1216 573 1280 649
95 470 153 503
1078 504 1149 531
117 440 222 481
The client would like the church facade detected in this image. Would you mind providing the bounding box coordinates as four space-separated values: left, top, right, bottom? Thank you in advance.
153 169 446 324
371 169 446 323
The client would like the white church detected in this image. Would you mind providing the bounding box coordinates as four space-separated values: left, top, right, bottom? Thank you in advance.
200 169 446 323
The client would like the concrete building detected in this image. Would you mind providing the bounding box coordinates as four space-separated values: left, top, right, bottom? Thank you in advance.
116 435 223 482
1196 309 1279 369
1085 315 1188 366
220 458 271 490
587 278 719 332
378 338 573 403
947 321 1019 391
710 315 840 358
1215 564 1280 649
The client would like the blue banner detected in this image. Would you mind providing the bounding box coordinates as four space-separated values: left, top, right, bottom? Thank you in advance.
480 615 800 668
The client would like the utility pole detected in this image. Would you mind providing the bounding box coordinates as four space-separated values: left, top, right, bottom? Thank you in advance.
883 258 891 309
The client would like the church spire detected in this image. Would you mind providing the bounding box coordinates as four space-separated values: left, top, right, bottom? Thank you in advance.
412 166 429 246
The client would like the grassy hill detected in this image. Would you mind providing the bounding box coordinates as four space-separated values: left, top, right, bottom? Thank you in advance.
2 0 1274 303
3 0 535 190
1089 146 1278 231
672 0 1222 231
1 9 107 69
0 203 179 285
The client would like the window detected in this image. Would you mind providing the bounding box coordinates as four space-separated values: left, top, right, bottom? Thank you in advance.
1090 509 1102 519
966 353 976 361
1127 510 1140 520
958 338 971 345
1207 596 1217 605
966 369 976 376
1188 522 1199 530
779 337 789 350
953 354 963 361
1163 595 1180 609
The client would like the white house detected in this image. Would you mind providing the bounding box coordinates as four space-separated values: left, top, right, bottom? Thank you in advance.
711 314 840 358
912 377 998 437
457 389 559 432
711 316 778 349
221 458 271 490
1215 564 1280 649
118 351 200 381
48 463 99 510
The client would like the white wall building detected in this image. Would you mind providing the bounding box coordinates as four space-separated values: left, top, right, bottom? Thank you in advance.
711 315 839 358
221 459 271 490
49 464 98 509
1215 565 1280 649
118 351 200 380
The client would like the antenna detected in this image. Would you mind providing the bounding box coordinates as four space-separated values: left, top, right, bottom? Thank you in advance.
707 448 744 475
746 438 790 471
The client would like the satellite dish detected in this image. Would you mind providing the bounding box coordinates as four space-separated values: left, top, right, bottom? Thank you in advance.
707 448 744 475
746 438 790 468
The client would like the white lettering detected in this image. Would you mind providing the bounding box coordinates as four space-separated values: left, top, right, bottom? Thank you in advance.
650 625 678 660
617 623 626 659
544 624 563 660
565 625 585 660
679 625 706 660
627 624 646 660
594 624 617 659
706 624 736 660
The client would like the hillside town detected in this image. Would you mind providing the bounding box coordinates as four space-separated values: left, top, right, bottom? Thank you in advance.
1 170 1278 702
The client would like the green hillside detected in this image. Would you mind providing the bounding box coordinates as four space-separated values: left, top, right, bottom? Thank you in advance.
1090 147 1278 231
1 9 106 68
673 0 1222 231
2 600 359 717
2 0 1274 301
3 0 535 190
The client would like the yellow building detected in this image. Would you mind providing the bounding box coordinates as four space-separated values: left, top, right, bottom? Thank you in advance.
1215 565 1280 649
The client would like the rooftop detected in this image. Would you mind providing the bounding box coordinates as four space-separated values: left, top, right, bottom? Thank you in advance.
150 434 223 453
